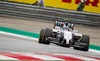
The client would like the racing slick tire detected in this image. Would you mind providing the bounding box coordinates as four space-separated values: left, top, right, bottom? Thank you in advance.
43 28 52 44
81 35 90 51
74 35 90 51
39 29 45 43
39 28 52 45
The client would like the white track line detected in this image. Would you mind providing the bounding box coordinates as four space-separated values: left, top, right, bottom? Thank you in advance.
0 31 100 54
0 31 38 40
89 49 100 54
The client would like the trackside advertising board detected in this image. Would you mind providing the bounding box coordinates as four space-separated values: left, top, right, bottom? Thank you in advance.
8 0 38 4
44 0 100 14
8 0 100 14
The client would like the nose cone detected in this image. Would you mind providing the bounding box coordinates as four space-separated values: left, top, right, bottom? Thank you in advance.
64 31 72 44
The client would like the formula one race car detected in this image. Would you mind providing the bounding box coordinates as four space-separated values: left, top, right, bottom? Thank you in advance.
39 21 90 51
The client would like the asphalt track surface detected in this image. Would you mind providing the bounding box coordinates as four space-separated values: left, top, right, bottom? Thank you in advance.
0 32 100 57
0 17 100 60
0 17 100 45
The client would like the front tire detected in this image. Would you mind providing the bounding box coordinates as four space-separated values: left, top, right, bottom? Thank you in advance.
39 29 45 43
74 35 90 51
43 28 52 44
39 28 52 45
81 35 90 51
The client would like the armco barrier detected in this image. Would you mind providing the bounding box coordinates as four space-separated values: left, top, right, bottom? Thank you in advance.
0 1 100 26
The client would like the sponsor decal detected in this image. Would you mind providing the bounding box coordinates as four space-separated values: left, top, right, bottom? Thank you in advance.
44 0 100 13
62 0 99 7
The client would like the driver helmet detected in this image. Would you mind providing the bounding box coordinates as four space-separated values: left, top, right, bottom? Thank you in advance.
65 22 68 26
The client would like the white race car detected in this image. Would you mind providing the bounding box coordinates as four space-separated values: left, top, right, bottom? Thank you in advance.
39 21 90 51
